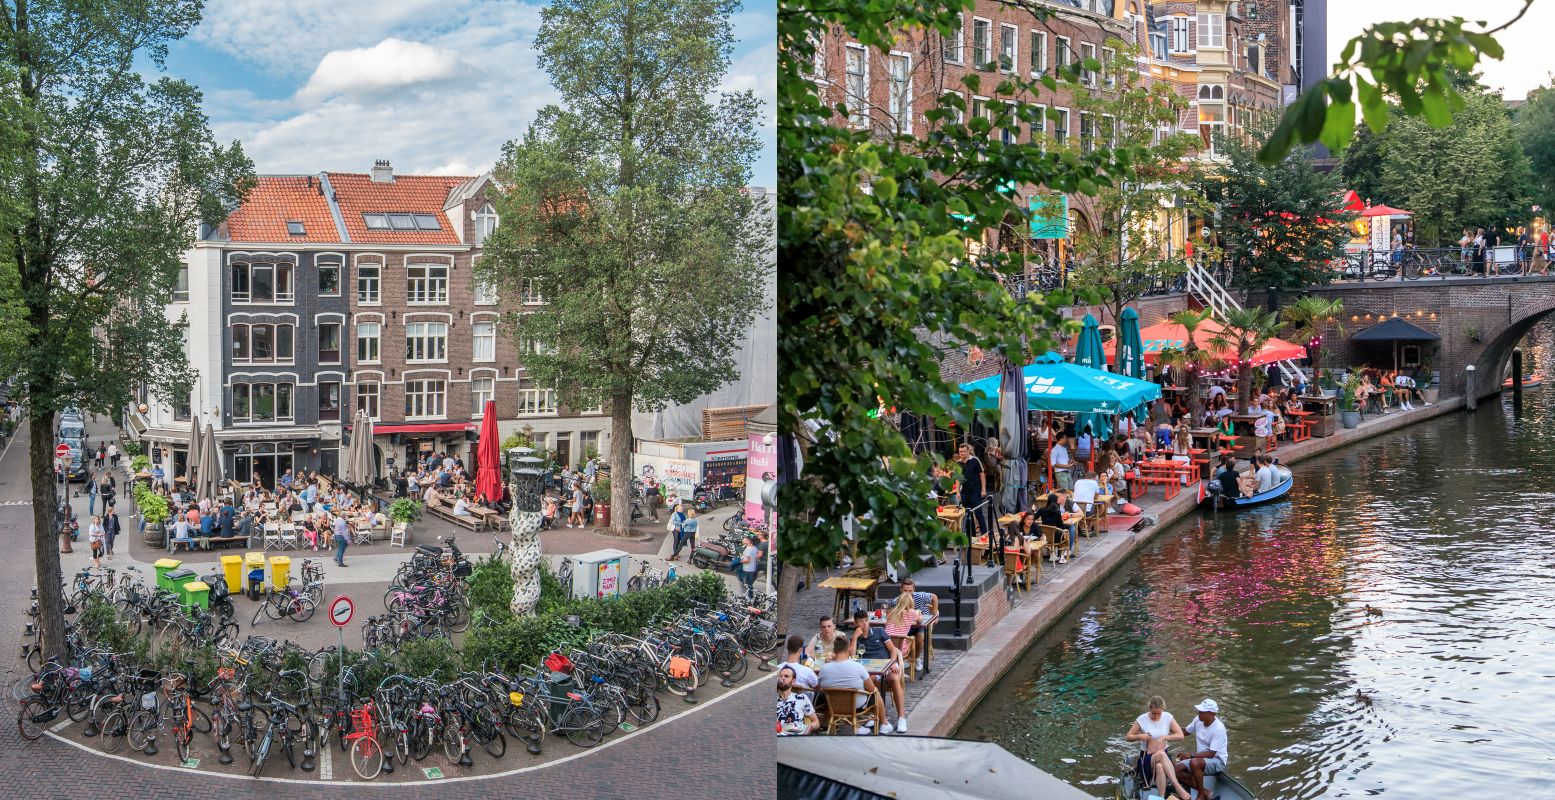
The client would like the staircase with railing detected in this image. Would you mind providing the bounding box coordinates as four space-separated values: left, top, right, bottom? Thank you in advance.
1184 261 1304 386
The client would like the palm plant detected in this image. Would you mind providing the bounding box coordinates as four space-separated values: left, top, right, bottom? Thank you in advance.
1281 296 1345 375
1208 307 1284 415
1162 308 1221 420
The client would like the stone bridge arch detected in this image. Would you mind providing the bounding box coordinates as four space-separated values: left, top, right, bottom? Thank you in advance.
1291 275 1555 399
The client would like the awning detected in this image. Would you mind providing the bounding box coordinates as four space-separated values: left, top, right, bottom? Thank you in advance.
213 426 323 443
959 352 1161 415
1106 318 1306 367
1351 317 1440 342
367 422 474 436
1361 203 1411 217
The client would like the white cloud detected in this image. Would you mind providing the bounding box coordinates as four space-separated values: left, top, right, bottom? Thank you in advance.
298 39 469 101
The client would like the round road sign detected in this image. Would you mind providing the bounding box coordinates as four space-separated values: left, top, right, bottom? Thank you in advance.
55 443 70 457
329 595 354 628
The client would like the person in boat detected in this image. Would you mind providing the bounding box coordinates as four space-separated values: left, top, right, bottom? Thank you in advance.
1237 459 1259 498
1215 455 1240 502
1127 695 1190 800
1255 455 1280 494
1176 699 1229 798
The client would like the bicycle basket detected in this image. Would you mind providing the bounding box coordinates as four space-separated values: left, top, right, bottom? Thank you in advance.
349 705 375 731
543 652 574 674
452 562 473 577
140 692 158 711
667 656 693 679
216 667 235 682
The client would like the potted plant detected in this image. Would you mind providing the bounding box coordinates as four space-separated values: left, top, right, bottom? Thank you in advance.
592 475 611 528
1338 371 1364 429
137 486 170 547
390 497 423 545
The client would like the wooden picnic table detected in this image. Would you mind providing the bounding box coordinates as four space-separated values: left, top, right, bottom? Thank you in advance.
819 575 881 621
1133 459 1194 501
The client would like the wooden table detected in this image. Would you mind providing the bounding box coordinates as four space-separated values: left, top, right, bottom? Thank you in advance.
819 575 881 621
1133 459 1194 500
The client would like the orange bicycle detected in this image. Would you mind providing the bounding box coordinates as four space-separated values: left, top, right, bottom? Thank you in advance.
345 701 385 779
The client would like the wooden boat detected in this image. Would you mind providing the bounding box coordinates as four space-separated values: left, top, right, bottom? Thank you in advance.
1199 467 1293 511
1118 764 1258 800
1502 372 1544 389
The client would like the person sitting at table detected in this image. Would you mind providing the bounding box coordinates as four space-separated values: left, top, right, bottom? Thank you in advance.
301 515 320 550
169 514 195 552
779 636 820 694
882 593 920 666
815 635 881 734
806 616 844 664
850 610 908 734
1071 469 1100 513
452 496 472 516
1170 396 1189 420
1378 372 1396 410
776 666 821 736
896 577 939 674
1028 493 1071 563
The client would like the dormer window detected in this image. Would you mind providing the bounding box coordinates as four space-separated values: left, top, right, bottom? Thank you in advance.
286 221 305 236
474 203 499 246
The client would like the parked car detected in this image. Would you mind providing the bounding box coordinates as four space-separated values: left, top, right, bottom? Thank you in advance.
58 420 85 441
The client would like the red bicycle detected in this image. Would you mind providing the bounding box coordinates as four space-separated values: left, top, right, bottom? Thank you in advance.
345 702 384 779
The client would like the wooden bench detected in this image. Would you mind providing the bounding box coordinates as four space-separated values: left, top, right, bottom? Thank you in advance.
200 536 247 550
425 497 483 531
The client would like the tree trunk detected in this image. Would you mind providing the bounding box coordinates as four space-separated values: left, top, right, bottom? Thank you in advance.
774 555 802 640
1236 364 1253 415
608 391 633 537
1184 353 1202 421
29 412 65 661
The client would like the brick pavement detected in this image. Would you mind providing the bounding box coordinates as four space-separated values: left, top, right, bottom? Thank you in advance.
0 420 773 799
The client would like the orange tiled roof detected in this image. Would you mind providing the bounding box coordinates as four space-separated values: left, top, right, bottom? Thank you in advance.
225 176 340 243
326 172 472 245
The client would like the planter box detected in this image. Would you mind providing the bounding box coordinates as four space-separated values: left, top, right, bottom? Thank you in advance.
142 523 164 548
1228 413 1265 458
1339 410 1361 429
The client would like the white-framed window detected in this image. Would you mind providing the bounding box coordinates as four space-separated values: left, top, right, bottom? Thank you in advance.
231 323 295 365
888 53 912 135
1030 30 1047 75
1102 46 1116 87
521 278 544 305
1151 31 1168 61
1079 111 1094 152
998 24 1017 73
356 322 380 364
516 379 557 416
317 256 341 296
1031 103 1048 145
1055 36 1072 71
318 322 342 364
406 262 449 304
231 382 294 424
1196 12 1224 48
1052 107 1070 146
1080 42 1097 86
174 264 189 302
1102 114 1117 148
943 15 963 64
355 381 379 420
519 334 557 356
404 379 446 420
230 260 295 304
318 381 341 422
472 320 496 362
470 376 495 417
971 18 991 69
1171 17 1190 52
356 261 380 304
473 203 498 247
844 44 868 128
405 321 448 363
1000 101 1018 145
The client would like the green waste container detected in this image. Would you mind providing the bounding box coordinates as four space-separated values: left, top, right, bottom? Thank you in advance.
153 558 183 592
220 555 244 595
179 580 210 611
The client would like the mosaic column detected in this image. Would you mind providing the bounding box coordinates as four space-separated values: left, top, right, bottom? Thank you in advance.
507 448 546 616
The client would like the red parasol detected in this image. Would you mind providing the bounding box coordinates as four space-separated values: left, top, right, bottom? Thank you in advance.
1360 204 1411 217
474 399 503 503
1341 189 1365 212
1105 318 1306 367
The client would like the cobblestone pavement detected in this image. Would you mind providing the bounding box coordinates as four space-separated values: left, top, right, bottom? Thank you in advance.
1 419 773 798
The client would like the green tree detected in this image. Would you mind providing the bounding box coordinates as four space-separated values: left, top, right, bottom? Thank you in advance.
1159 308 1220 420
1066 43 1212 325
1517 84 1555 217
1280 295 1346 374
1208 307 1283 415
1209 131 1355 288
0 0 254 660
478 0 769 537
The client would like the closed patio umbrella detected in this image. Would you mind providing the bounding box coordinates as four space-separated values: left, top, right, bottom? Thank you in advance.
199 421 222 499
997 354 1028 515
187 415 203 486
475 400 503 503
1118 307 1149 423
338 416 358 486
355 411 377 489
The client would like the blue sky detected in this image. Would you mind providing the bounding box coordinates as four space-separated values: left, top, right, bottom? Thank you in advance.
144 0 775 186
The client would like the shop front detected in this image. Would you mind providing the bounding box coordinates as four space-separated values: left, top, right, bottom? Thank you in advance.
633 438 749 506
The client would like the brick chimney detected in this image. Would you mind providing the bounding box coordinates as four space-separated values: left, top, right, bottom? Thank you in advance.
370 159 394 183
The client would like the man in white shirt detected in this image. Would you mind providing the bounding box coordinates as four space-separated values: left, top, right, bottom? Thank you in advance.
1049 437 1073 490
815 637 881 733
778 635 819 692
1177 698 1229 797
1071 470 1100 512
1254 456 1277 493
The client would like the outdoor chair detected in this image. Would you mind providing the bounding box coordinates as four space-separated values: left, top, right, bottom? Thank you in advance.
820 688 883 735
261 522 281 550
1038 524 1069 563
353 523 374 546
389 522 408 548
1002 547 1030 594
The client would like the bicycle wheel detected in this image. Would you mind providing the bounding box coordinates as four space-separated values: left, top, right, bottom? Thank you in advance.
441 711 463 763
350 735 384 780
628 692 660 725
408 717 431 761
1402 258 1421 280
479 726 506 759
665 663 697 697
253 603 271 626
65 686 92 722
597 695 625 738
175 726 191 763
559 705 603 748
127 708 159 751
249 732 271 777
446 598 470 633
289 595 317 622
99 708 128 753
17 698 52 741
191 705 212 735
502 704 546 744
625 576 643 593
25 646 43 674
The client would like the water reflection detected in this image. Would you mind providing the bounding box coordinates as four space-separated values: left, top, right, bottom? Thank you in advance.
957 384 1555 797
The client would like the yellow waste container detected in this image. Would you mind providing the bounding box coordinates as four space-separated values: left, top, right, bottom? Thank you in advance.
244 552 267 599
269 555 291 591
220 555 243 595
153 558 183 591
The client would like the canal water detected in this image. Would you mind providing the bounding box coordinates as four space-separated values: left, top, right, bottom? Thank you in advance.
957 381 1555 796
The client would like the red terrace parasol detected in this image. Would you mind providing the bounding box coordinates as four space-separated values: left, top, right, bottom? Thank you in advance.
1360 204 1411 217
1341 189 1365 212
1105 317 1306 367
475 399 503 503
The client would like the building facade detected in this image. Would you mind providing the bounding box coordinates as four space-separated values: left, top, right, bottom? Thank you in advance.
131 160 611 489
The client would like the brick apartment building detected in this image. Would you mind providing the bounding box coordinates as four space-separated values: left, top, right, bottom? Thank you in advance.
815 0 1317 272
129 160 610 489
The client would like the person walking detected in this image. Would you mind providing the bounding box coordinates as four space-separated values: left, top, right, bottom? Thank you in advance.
739 535 760 595
1473 228 1487 276
667 503 689 561
94 443 105 471
567 482 585 528
681 508 700 559
106 442 118 471
331 512 350 567
88 516 105 569
87 471 98 516
103 504 120 559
